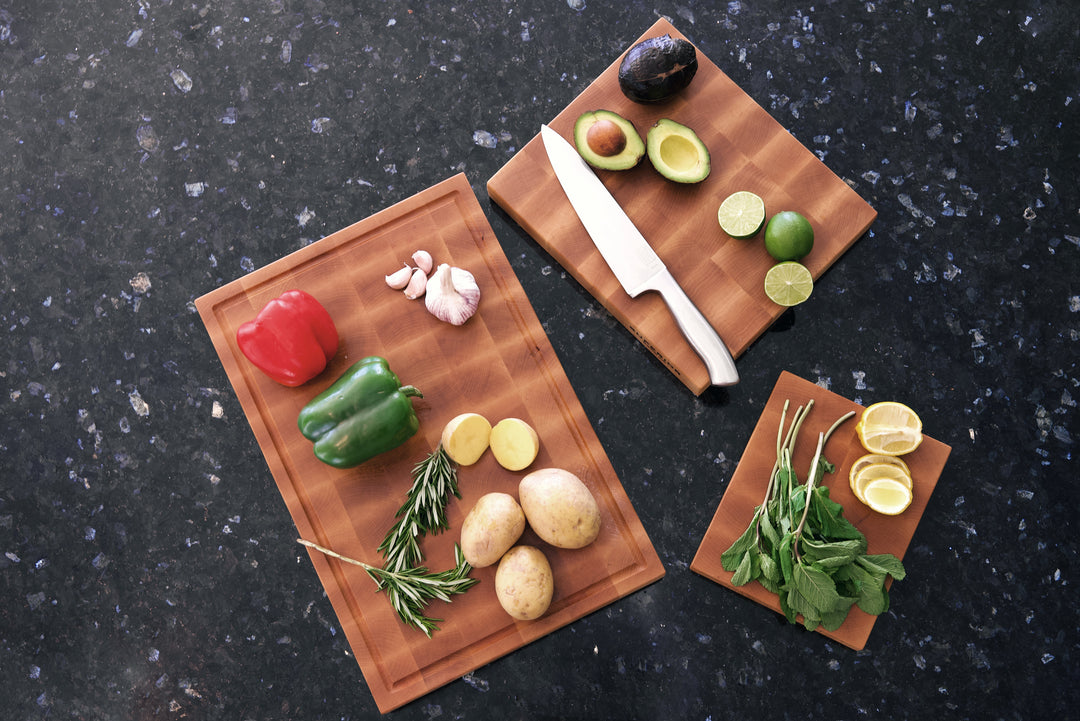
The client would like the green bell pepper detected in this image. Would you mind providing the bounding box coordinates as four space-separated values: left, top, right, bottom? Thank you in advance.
297 356 423 469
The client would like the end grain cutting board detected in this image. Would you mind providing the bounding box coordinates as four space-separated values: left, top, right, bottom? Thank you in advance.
195 174 664 713
487 18 878 395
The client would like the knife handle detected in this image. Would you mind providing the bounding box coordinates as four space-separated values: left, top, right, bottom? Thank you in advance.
644 269 740 387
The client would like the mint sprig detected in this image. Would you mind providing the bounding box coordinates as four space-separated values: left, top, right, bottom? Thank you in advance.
721 399 907 632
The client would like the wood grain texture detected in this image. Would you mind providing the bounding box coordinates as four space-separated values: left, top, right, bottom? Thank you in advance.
486 18 878 395
194 174 664 713
690 371 952 650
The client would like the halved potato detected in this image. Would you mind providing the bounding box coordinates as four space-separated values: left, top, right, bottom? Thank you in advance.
441 412 491 465
490 418 540 471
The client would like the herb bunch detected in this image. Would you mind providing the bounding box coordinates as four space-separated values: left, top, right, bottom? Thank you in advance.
300 444 478 638
721 399 907 632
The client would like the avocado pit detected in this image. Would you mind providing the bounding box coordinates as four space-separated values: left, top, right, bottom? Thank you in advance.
586 119 627 157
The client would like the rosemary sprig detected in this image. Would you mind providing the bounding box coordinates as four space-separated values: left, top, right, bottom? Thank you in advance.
377 445 461 573
298 538 478 638
297 444 476 637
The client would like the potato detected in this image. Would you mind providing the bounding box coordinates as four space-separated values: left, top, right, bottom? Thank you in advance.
495 545 554 620
459 492 526 568
441 412 491 465
518 468 601 549
489 418 540 471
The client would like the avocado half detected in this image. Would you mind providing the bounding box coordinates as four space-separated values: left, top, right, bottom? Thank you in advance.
573 110 645 171
646 118 711 184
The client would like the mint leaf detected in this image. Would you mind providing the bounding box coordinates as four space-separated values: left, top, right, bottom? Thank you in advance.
849 564 889 615
759 552 781 583
785 583 817 621
720 521 757 572
858 553 907 581
779 584 797 624
793 564 841 612
759 506 782 550
759 576 780 595
730 547 759 586
801 538 865 565
778 533 795 585
809 487 863 540
819 599 854 631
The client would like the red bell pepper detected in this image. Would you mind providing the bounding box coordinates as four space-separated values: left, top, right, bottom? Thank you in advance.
236 289 338 386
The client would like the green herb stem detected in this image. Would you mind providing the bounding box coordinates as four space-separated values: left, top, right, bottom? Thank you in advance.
792 432 826 562
298 538 478 638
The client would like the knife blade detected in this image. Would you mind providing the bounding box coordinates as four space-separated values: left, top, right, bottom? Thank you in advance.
540 124 739 387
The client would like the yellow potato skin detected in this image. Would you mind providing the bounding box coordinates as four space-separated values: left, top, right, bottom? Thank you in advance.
459 492 526 568
495 545 553 620
518 468 601 549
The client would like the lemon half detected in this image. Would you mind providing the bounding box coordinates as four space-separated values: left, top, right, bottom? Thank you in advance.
855 401 923 456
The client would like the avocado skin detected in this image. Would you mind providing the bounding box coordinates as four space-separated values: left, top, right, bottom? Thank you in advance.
618 35 698 104
646 118 711 184
573 110 646 171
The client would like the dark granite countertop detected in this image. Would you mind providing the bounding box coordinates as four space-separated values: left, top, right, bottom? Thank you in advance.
2 1 1077 718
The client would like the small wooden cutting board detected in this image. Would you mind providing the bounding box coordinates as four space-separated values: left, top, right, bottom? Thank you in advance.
488 18 877 395
691 371 952 650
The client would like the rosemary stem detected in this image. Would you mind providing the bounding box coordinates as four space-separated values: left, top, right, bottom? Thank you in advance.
298 538 375 571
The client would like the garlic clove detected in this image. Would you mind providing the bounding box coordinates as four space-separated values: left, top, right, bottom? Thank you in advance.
385 263 413 290
403 268 428 299
411 249 433 275
425 263 480 325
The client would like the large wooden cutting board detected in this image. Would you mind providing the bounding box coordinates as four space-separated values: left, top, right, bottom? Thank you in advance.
487 18 877 395
195 174 664 713
691 371 952 650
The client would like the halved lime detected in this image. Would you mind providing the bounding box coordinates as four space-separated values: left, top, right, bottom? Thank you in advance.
717 191 766 239
763 261 813 306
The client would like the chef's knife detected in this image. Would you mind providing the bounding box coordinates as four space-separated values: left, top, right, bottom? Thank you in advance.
540 124 739 387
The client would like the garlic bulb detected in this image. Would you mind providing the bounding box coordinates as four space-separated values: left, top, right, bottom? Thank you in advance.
425 263 480 326
403 268 427 299
385 263 412 290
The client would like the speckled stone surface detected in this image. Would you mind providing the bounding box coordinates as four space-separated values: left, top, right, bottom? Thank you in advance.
2 1 1077 718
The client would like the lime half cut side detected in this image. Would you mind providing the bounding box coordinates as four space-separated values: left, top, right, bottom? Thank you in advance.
717 191 766 239
763 261 813 306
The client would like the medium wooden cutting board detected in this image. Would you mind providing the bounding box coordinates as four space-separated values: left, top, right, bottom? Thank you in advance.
488 18 877 395
195 174 664 713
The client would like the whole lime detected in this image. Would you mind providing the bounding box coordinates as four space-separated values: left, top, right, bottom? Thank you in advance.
764 211 814 261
